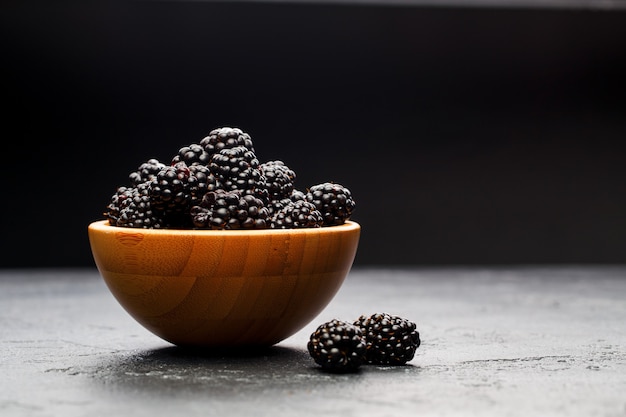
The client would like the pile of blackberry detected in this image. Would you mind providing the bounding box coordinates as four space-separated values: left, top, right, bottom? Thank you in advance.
104 127 355 230
308 313 420 372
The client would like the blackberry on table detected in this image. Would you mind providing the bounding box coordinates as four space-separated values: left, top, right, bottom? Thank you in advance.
306 182 355 226
129 158 166 187
271 200 323 229
307 319 366 373
190 190 269 230
200 127 255 156
354 313 420 365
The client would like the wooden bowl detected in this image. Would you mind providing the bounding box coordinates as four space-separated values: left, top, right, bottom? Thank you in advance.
88 220 360 348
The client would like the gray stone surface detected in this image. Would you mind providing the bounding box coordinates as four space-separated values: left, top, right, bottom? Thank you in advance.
1 266 625 416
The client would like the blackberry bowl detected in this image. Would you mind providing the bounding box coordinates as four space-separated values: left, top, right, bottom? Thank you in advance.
88 220 360 348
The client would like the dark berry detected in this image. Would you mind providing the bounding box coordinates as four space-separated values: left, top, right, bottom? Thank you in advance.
260 160 296 200
289 189 307 202
267 189 308 217
150 162 193 214
190 190 269 230
187 164 221 207
105 183 165 229
307 319 366 373
171 143 211 166
354 313 420 365
209 146 268 201
306 182 355 226
200 127 255 157
105 186 133 226
129 159 166 187
271 200 323 229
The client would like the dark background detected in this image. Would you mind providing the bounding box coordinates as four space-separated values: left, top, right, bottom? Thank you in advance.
2 0 626 268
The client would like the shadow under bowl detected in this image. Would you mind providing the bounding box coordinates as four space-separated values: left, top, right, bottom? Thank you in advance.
88 220 360 348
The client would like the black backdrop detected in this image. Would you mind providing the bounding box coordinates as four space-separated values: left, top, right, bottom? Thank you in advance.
3 1 626 268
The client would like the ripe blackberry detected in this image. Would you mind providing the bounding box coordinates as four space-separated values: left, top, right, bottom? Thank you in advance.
354 313 420 366
267 189 308 217
199 127 255 156
260 160 296 200
105 186 134 225
271 200 323 229
129 159 166 186
171 143 211 166
190 190 269 230
149 161 196 227
289 189 307 202
267 197 290 218
187 164 221 207
105 183 165 228
307 319 366 373
209 146 268 201
117 183 165 228
306 182 355 226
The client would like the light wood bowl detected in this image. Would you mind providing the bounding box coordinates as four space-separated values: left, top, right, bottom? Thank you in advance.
88 220 360 348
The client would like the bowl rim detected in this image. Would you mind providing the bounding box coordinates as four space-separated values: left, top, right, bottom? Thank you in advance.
88 219 360 236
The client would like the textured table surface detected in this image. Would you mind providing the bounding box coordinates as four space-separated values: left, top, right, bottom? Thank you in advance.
2 266 625 417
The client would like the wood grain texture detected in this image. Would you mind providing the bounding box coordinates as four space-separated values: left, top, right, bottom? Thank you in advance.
88 220 360 347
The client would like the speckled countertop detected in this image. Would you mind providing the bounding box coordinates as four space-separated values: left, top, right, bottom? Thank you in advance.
2 266 625 417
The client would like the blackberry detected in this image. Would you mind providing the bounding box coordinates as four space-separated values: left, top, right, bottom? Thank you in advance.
306 182 355 226
105 183 165 229
199 127 255 156
187 164 221 207
354 313 420 366
209 146 268 201
129 158 166 187
267 189 308 217
307 319 366 373
267 197 290 218
260 160 296 200
271 200 323 229
171 143 211 166
289 189 307 202
190 190 269 230
117 183 165 228
105 186 134 226
149 161 195 227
